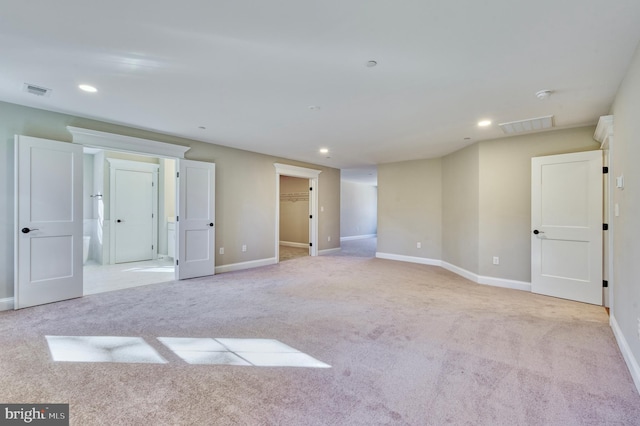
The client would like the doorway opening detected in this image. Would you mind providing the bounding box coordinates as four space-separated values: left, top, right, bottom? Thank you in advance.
274 163 321 263
279 175 310 262
82 148 176 295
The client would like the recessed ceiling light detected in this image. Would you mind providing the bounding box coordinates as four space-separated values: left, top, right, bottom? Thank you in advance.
319 148 329 154
308 105 321 111
78 84 97 93
478 120 492 127
366 60 378 68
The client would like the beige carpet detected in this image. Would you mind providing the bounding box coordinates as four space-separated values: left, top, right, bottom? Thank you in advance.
1 251 639 425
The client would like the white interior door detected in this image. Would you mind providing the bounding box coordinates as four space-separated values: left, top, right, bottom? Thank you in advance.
531 150 603 305
14 135 83 309
177 160 215 279
110 163 158 264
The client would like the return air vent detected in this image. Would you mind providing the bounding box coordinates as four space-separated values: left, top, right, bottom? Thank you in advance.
498 115 553 135
23 83 52 97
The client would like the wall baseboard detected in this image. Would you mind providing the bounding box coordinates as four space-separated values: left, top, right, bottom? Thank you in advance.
375 252 441 266
215 257 277 274
610 314 640 396
280 241 309 248
0 297 14 311
341 234 377 242
319 248 341 255
375 253 530 293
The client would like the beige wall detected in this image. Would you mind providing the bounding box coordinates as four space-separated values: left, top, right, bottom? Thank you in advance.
478 127 599 281
279 176 309 244
377 127 599 280
378 159 442 259
340 181 377 238
610 41 640 372
0 101 340 300
442 144 479 272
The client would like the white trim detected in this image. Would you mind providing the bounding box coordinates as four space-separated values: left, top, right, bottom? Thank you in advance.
0 297 14 311
594 115 614 148
215 257 277 274
477 276 531 292
273 163 321 178
67 126 190 158
375 252 441 266
610 314 640 395
440 261 477 281
341 234 377 241
280 241 309 248
319 248 341 255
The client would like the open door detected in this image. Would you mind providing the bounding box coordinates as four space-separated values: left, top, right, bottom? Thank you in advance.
14 135 83 309
531 150 603 305
177 159 215 279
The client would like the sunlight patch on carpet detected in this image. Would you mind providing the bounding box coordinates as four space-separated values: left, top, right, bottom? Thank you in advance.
158 337 331 368
45 336 167 364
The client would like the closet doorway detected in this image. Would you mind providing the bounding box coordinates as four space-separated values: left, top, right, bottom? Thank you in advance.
279 176 310 261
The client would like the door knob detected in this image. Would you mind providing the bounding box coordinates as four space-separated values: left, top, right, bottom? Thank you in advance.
21 227 39 234
116 219 123 223
208 223 214 227
533 230 544 235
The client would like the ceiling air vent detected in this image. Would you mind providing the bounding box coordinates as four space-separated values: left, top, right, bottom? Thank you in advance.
23 83 52 97
499 115 553 135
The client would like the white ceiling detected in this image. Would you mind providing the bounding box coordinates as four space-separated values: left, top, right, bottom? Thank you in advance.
2 1 639 184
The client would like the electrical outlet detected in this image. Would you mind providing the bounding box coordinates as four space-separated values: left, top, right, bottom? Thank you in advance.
219 247 224 255
493 256 499 265
241 244 247 252
417 242 421 249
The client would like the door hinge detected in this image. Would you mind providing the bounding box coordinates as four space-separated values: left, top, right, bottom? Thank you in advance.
603 223 609 231
309 242 313 247
152 245 154 250
176 172 179 178
603 280 608 288
176 216 179 222
603 166 609 174
176 259 179 265
152 182 154 187
152 213 154 218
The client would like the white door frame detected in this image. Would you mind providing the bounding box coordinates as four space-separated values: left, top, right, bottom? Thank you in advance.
68 126 190 281
274 163 321 260
594 115 614 311
107 158 159 264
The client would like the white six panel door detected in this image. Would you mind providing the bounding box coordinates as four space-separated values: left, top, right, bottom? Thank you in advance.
531 150 603 305
15 135 83 309
177 160 215 279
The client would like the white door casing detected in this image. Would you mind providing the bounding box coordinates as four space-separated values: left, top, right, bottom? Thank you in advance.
108 159 158 264
177 160 215 279
531 150 603 305
14 135 83 309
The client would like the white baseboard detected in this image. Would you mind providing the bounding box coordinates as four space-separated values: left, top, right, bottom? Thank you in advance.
341 234 377 242
319 248 341 255
280 241 309 248
610 314 640 395
375 254 530 292
0 297 14 311
375 252 441 266
215 257 277 274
